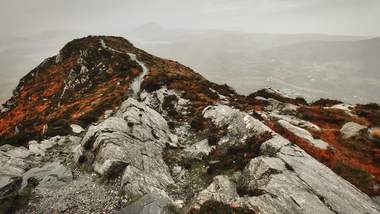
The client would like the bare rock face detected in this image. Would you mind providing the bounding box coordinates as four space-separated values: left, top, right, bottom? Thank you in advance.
268 111 321 132
203 104 272 140
21 161 72 190
0 136 77 179
192 175 239 210
265 139 379 214
77 98 176 198
190 104 380 214
238 157 285 195
141 87 191 116
28 136 65 156
0 146 33 176
251 89 380 197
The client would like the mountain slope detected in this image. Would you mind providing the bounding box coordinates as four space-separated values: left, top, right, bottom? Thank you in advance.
0 36 379 213
0 36 236 143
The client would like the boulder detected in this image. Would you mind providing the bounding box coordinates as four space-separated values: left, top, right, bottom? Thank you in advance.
183 139 212 160
70 124 84 134
115 193 173 214
194 175 239 207
340 122 366 140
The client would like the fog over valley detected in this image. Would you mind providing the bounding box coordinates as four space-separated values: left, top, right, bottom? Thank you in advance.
128 24 380 103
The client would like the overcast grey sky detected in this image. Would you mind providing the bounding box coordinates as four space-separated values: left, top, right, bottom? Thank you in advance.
1 0 379 37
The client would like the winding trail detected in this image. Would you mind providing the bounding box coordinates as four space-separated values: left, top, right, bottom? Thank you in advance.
127 53 149 97
98 39 150 98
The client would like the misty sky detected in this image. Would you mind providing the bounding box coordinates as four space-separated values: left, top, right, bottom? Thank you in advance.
1 0 379 37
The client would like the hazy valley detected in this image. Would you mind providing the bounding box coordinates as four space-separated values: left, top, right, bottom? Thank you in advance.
128 24 380 104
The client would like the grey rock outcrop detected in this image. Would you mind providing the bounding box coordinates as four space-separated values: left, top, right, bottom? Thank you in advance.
190 104 380 214
0 136 76 177
0 147 32 176
183 139 212 160
278 119 329 150
192 175 239 210
21 161 72 190
260 137 379 214
268 112 321 132
203 104 272 141
141 88 190 116
1 96 379 213
28 136 67 156
77 98 176 197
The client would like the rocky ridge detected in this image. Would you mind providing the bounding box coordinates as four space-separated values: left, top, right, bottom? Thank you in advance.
0 36 380 213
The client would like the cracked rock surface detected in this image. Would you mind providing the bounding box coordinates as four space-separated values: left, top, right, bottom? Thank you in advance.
190 104 380 214
77 98 176 198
